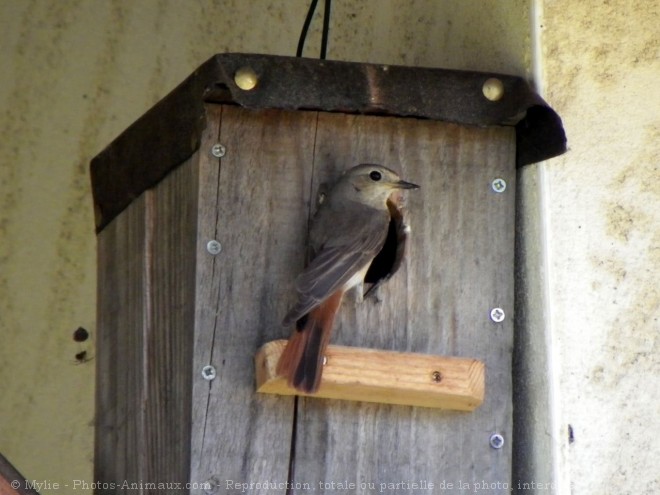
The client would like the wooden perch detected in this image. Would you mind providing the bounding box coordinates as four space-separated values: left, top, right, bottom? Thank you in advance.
255 340 484 411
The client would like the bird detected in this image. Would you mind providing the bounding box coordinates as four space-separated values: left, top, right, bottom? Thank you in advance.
277 164 419 393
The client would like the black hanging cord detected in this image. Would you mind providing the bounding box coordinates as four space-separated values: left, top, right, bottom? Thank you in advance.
296 0 332 59
296 0 319 57
320 0 331 59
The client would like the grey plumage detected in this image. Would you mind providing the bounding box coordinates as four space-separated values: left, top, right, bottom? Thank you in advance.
282 164 416 327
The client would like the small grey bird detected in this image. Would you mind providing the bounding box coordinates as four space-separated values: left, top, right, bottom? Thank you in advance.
277 164 419 393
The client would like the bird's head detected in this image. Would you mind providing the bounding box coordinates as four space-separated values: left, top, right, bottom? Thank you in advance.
336 163 419 207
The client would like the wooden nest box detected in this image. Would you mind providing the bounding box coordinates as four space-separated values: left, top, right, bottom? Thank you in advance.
91 54 565 492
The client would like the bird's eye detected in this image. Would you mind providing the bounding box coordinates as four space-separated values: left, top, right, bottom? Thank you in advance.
369 171 382 181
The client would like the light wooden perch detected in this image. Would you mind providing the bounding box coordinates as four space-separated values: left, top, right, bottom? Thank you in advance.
255 340 484 411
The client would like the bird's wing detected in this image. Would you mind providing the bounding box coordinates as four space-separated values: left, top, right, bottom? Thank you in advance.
281 216 388 327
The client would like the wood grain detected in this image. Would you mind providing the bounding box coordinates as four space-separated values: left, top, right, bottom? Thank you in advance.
96 189 147 485
290 113 516 494
189 105 317 492
142 155 198 484
95 143 198 490
256 340 484 411
96 105 515 494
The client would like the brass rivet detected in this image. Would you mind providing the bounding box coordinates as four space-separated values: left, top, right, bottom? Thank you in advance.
482 78 504 101
234 66 258 91
432 371 442 382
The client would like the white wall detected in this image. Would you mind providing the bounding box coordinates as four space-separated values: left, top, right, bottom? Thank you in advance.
539 0 659 492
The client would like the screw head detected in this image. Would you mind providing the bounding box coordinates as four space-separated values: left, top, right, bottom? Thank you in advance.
490 307 506 323
211 143 226 158
490 433 505 449
201 365 216 381
482 78 504 101
234 66 258 90
491 178 507 193
206 240 222 255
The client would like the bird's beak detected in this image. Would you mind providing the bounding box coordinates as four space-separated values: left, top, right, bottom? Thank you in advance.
394 179 420 190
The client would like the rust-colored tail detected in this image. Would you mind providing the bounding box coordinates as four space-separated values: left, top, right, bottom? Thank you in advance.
277 290 344 393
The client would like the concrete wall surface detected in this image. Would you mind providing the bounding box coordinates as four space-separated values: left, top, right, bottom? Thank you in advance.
0 1 656 494
538 0 659 493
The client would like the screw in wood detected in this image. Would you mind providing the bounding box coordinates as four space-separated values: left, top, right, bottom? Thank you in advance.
490 433 504 449
491 178 507 193
211 143 226 158
201 365 217 381
490 307 506 323
432 371 442 383
206 240 222 255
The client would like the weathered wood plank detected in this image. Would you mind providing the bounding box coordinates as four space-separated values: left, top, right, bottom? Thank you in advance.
97 104 516 493
95 147 198 491
189 103 225 492
190 106 317 492
96 190 147 486
256 340 484 411
142 156 198 486
291 113 516 494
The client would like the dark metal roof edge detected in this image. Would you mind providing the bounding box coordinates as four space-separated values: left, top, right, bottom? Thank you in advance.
91 53 566 232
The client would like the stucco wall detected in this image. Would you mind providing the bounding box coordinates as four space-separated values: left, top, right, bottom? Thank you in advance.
540 0 659 493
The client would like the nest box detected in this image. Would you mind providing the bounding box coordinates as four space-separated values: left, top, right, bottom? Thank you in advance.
91 54 565 493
